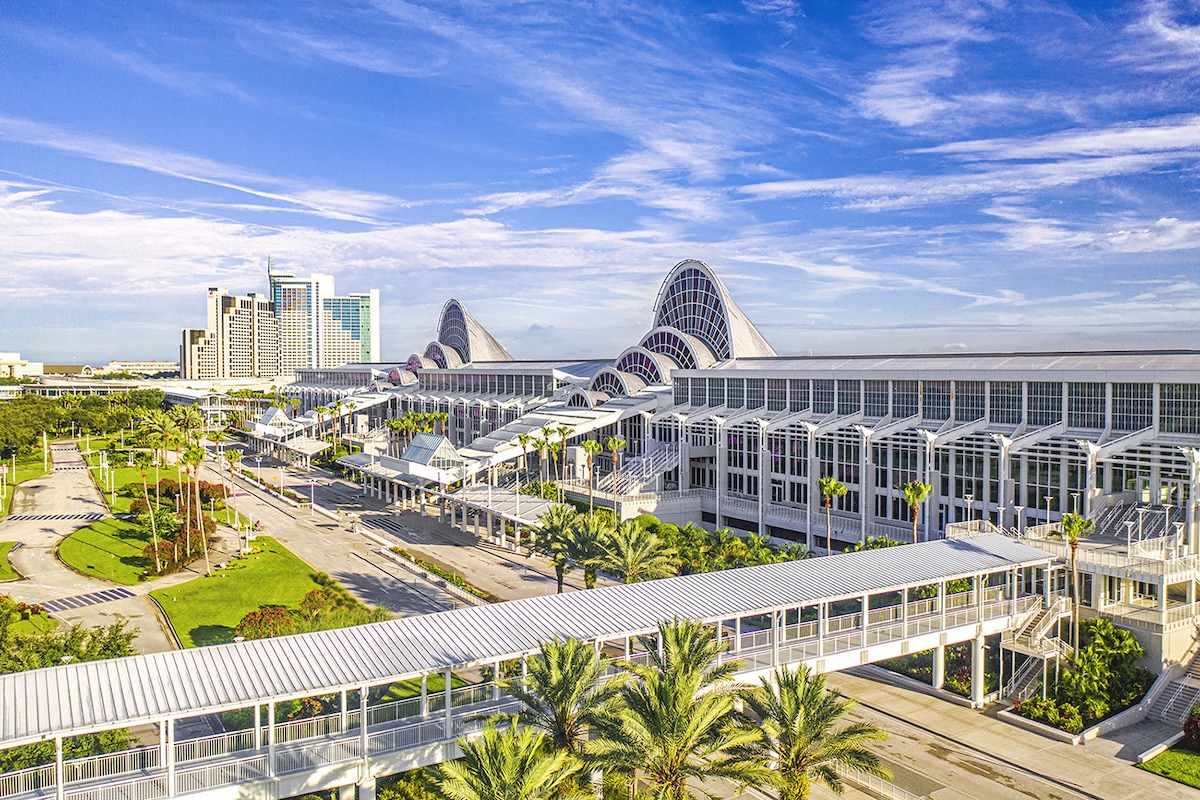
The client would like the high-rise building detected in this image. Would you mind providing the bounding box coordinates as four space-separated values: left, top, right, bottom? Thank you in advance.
269 263 379 369
180 289 279 380
323 290 380 366
268 267 335 373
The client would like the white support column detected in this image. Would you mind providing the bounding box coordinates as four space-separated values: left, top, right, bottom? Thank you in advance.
359 686 368 759
772 610 781 666
165 717 176 797
358 777 377 800
460 505 468 534
734 616 742 653
714 418 726 529
443 667 454 739
492 660 502 701
267 700 277 776
932 645 946 689
970 634 986 708
340 689 349 731
254 704 261 750
338 784 355 800
488 512 496 545
817 602 826 658
804 424 818 552
54 736 64 800
420 674 428 719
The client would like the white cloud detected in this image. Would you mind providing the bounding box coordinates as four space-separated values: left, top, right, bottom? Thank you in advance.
0 116 409 223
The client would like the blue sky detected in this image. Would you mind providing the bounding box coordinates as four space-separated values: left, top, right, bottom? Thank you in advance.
1 0 1199 363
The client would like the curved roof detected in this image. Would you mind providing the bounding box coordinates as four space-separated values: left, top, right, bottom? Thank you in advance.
652 260 776 361
590 367 646 397
639 326 717 370
437 299 513 364
423 341 463 369
615 346 676 385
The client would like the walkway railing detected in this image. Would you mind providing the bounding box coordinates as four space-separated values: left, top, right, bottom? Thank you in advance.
0 593 1038 800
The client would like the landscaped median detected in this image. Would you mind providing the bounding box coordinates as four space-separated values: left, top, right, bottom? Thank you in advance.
0 542 20 581
148 536 387 647
57 519 150 585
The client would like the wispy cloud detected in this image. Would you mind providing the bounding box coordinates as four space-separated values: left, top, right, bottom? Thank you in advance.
0 116 409 223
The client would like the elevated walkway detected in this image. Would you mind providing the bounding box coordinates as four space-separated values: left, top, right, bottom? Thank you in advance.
0 534 1054 800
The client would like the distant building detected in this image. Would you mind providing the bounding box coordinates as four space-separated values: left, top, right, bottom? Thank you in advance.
269 262 380 370
100 360 179 376
0 352 43 379
181 289 279 380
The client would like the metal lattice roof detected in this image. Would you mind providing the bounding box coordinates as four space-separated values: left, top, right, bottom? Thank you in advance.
401 433 460 467
0 534 1051 746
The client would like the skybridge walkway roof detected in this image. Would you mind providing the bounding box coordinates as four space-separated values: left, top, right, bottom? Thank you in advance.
1 533 1051 747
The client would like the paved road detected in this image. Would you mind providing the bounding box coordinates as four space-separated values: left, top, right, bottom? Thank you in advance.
825 668 1192 800
199 449 465 616
231 448 613 601
1 443 182 654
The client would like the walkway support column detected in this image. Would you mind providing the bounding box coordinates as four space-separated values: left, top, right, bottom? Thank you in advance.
267 700 277 776
54 736 63 800
932 645 946 689
971 634 986 708
166 718 176 797
444 667 454 739
358 777 377 800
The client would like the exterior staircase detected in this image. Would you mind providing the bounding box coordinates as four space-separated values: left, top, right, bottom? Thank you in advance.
1150 653 1200 724
595 442 680 496
1001 597 1070 701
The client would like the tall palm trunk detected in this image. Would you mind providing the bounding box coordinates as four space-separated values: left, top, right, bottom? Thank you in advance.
196 464 211 576
1070 540 1079 651
824 496 832 555
141 471 161 574
911 504 919 544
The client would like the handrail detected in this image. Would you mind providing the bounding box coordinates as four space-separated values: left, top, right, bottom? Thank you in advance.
0 595 1039 800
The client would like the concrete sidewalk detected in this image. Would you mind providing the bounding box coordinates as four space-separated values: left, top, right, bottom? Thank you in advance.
826 668 1193 799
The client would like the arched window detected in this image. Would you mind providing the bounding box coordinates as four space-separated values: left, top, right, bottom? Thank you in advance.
638 328 715 370
615 348 667 385
407 355 436 373
653 265 732 359
437 301 472 363
567 392 593 408
591 370 628 397
423 342 462 370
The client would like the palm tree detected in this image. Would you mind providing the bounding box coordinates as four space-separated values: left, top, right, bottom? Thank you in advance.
817 476 847 555
431 716 585 800
567 513 614 589
171 404 204 444
588 618 766 799
741 664 889 800
501 638 622 754
603 521 679 583
901 481 933 545
580 439 603 514
533 438 549 485
313 406 329 439
1051 512 1095 651
183 445 210 575
532 504 578 593
604 435 627 477
138 461 162 574
226 449 242 528
209 429 225 460
517 433 533 483
555 425 573 488
546 440 562 495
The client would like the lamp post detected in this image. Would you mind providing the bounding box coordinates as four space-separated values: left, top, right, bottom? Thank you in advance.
1013 505 1025 536
1044 495 1054 526
309 479 316 516
1071 492 1080 516
965 493 974 525
1162 504 1174 542
254 457 262 486
1137 507 1147 543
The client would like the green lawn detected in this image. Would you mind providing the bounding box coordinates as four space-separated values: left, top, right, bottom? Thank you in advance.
381 673 466 701
1138 745 1200 789
1 453 51 518
150 537 326 648
0 542 19 581
58 519 152 585
9 613 58 636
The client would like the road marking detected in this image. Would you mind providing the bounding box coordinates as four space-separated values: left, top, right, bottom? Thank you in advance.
42 587 136 614
5 513 105 522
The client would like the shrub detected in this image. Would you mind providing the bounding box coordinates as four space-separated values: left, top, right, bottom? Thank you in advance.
129 497 150 515
235 606 295 640
1185 705 1200 750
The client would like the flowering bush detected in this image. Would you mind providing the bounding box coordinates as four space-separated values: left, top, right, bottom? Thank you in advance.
234 606 295 640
